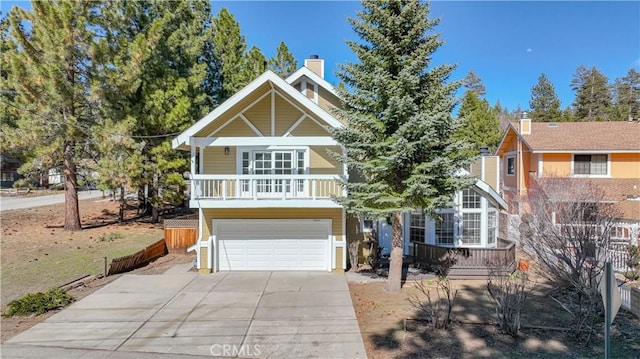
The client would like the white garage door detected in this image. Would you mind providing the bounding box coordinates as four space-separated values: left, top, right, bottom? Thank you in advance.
216 219 331 271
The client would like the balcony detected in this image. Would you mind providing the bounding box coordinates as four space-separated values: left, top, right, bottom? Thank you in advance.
189 175 344 207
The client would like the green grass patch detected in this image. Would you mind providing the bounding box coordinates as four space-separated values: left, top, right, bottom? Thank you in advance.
3 288 74 316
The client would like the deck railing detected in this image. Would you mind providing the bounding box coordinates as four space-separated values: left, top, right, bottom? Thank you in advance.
190 174 343 201
413 240 516 279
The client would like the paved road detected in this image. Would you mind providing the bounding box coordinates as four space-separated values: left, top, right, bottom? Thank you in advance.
4 267 366 359
0 190 104 211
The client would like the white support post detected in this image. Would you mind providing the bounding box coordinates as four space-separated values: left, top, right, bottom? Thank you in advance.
198 146 204 175
253 180 257 200
312 179 317 200
222 181 227 201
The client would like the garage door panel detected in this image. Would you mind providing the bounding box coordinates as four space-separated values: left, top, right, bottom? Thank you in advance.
217 220 330 271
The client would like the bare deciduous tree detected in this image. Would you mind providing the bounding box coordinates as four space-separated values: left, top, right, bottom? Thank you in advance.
521 177 621 338
408 277 457 330
487 270 534 337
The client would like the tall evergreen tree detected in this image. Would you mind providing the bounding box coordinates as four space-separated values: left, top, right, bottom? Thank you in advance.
454 91 502 155
612 68 640 121
211 8 247 101
529 73 562 122
94 0 213 222
571 65 612 121
2 1 99 230
268 41 298 78
333 0 474 294
463 70 486 96
241 46 267 84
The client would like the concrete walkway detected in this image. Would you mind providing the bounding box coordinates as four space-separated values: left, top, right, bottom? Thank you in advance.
4 270 366 359
0 190 104 211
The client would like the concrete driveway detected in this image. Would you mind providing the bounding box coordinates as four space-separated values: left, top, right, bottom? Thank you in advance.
4 268 366 358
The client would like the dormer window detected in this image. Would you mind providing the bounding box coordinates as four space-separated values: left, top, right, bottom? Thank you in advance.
298 78 318 103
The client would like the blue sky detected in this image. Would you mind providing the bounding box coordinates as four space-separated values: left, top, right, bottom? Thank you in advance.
4 1 639 111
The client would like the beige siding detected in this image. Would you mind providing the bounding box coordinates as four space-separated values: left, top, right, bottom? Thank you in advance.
215 118 257 137
197 83 271 137
200 208 345 270
289 118 330 136
243 96 271 135
202 147 236 175
309 146 342 175
611 153 640 178
318 87 342 115
274 95 303 136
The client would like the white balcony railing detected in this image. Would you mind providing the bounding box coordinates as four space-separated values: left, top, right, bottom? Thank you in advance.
191 175 344 201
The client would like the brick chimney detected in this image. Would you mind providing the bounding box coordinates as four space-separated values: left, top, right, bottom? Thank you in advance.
304 55 324 79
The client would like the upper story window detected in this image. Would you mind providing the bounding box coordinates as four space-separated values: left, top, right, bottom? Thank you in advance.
506 156 516 176
573 154 607 176
462 189 481 209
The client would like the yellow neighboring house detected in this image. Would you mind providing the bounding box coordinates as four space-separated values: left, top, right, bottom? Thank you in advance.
172 57 348 273
496 115 640 239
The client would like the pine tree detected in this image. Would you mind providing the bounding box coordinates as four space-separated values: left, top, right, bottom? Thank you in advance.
241 46 267 84
332 0 474 294
94 0 213 222
463 70 486 96
2 1 99 230
454 92 502 156
571 65 612 121
268 41 298 78
211 8 247 101
529 73 562 122
612 69 640 121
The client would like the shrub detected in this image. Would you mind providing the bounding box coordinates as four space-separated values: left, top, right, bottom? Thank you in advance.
12 178 33 189
624 245 640 281
3 288 74 317
408 276 457 330
487 270 534 337
99 232 123 242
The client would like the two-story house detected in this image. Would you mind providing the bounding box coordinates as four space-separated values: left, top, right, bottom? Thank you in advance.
496 115 640 242
173 57 510 274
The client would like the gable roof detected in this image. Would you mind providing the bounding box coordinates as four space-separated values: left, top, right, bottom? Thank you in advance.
172 70 344 149
286 66 338 97
498 121 640 154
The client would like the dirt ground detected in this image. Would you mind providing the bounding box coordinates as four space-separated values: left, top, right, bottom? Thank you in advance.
349 275 640 359
0 197 195 342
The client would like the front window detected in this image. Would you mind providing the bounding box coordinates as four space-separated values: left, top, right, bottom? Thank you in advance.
435 213 455 245
461 213 481 245
409 212 425 243
574 154 607 175
506 156 516 176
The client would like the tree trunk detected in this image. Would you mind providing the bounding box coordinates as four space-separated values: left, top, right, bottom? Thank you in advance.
151 174 159 223
385 212 404 294
118 185 125 223
63 141 81 231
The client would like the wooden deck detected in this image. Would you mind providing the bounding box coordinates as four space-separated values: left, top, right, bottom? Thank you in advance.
413 239 516 279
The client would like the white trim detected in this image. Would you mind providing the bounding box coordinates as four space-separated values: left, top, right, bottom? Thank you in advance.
190 146 196 176
172 70 344 149
190 199 342 208
238 114 264 137
538 154 543 177
283 114 307 137
193 136 339 147
198 146 204 174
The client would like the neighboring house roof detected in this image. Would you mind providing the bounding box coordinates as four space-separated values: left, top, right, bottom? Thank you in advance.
498 121 640 154
172 70 344 149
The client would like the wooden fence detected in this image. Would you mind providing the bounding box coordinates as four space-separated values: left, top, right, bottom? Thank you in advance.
164 219 198 251
107 238 168 276
413 239 516 279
